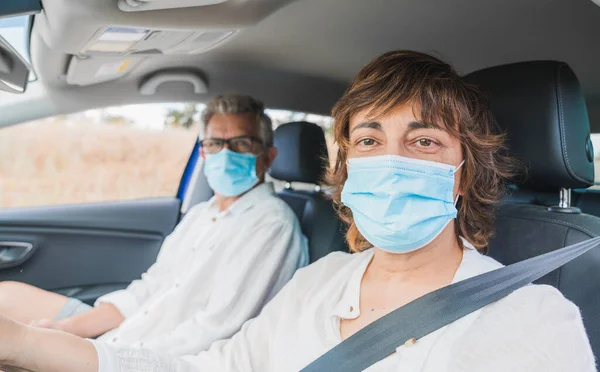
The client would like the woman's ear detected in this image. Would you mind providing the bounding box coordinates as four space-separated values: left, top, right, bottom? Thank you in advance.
454 170 464 198
455 157 465 196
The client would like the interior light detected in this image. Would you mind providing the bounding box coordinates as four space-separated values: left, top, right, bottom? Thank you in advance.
84 27 149 54
86 41 137 53
98 27 149 42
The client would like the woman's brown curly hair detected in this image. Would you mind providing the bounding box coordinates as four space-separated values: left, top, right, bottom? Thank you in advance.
328 50 517 252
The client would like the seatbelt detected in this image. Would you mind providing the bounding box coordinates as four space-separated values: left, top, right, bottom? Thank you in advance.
302 236 600 372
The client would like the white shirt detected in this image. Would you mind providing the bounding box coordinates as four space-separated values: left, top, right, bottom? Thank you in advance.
95 182 309 357
94 243 595 372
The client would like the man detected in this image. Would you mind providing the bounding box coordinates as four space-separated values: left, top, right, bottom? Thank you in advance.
0 94 308 357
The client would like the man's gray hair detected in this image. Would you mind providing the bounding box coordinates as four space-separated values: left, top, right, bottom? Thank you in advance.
202 94 273 146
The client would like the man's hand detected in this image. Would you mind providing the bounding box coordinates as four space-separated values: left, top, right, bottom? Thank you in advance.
29 303 124 339
29 319 69 334
2 366 33 372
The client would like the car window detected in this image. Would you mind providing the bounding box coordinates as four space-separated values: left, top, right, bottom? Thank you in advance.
0 103 199 208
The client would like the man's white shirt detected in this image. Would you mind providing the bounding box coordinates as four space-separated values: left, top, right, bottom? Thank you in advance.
95 182 309 356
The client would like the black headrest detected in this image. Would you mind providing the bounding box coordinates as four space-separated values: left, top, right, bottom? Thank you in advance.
269 121 329 184
465 61 595 192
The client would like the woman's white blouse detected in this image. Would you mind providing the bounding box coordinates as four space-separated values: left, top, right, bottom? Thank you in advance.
94 243 596 372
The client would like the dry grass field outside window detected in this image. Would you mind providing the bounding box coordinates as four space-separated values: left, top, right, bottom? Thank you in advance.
0 105 199 208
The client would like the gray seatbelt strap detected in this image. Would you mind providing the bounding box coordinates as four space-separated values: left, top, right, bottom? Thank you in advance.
301 236 600 372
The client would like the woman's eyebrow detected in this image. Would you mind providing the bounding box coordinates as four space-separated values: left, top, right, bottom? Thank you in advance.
407 121 442 131
350 121 383 134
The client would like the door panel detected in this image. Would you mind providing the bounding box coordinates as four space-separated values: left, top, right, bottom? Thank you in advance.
54 284 132 306
0 197 180 303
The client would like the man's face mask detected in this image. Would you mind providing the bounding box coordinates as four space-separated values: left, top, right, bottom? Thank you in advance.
202 135 262 197
203 149 259 197
341 154 464 254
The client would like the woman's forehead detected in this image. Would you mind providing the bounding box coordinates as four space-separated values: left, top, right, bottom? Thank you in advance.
349 104 421 131
348 103 459 135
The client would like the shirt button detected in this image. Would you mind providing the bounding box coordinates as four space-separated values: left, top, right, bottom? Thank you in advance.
175 283 180 288
404 338 418 347
144 310 149 315
211 217 216 222
112 338 118 343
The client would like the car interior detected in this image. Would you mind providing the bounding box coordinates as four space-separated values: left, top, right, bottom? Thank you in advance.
2 0 600 366
269 121 347 262
466 61 600 359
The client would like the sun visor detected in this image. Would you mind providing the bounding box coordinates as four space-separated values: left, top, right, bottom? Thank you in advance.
66 56 144 86
82 27 237 56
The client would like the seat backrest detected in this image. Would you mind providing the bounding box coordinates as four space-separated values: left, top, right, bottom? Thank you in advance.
573 189 600 217
269 121 347 263
503 187 600 218
466 61 600 359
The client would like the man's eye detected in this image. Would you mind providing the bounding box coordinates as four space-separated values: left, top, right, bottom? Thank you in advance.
233 140 253 153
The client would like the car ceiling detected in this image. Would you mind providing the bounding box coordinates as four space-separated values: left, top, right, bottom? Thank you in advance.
6 0 600 130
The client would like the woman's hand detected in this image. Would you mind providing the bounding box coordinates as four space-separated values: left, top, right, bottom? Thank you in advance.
0 314 29 368
0 313 99 372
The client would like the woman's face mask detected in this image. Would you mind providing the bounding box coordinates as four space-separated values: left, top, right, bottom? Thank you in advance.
341 104 464 254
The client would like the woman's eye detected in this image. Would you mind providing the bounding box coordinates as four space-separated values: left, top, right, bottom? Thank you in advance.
417 138 433 147
360 138 376 146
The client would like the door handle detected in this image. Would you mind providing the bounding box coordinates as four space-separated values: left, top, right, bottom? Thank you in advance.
0 242 34 269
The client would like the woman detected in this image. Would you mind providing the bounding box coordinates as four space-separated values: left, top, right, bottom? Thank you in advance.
0 50 594 372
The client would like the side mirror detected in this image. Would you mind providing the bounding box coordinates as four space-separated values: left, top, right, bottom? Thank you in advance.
0 34 30 93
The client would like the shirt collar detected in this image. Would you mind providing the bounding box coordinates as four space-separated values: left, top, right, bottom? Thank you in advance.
332 238 487 320
452 238 486 283
208 182 275 217
333 249 374 320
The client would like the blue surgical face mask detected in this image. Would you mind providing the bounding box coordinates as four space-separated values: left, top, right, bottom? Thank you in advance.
203 149 259 197
341 154 464 254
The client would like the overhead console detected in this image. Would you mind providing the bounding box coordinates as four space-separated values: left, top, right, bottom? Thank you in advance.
36 0 296 86
118 0 229 12
83 27 236 56
68 25 236 86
